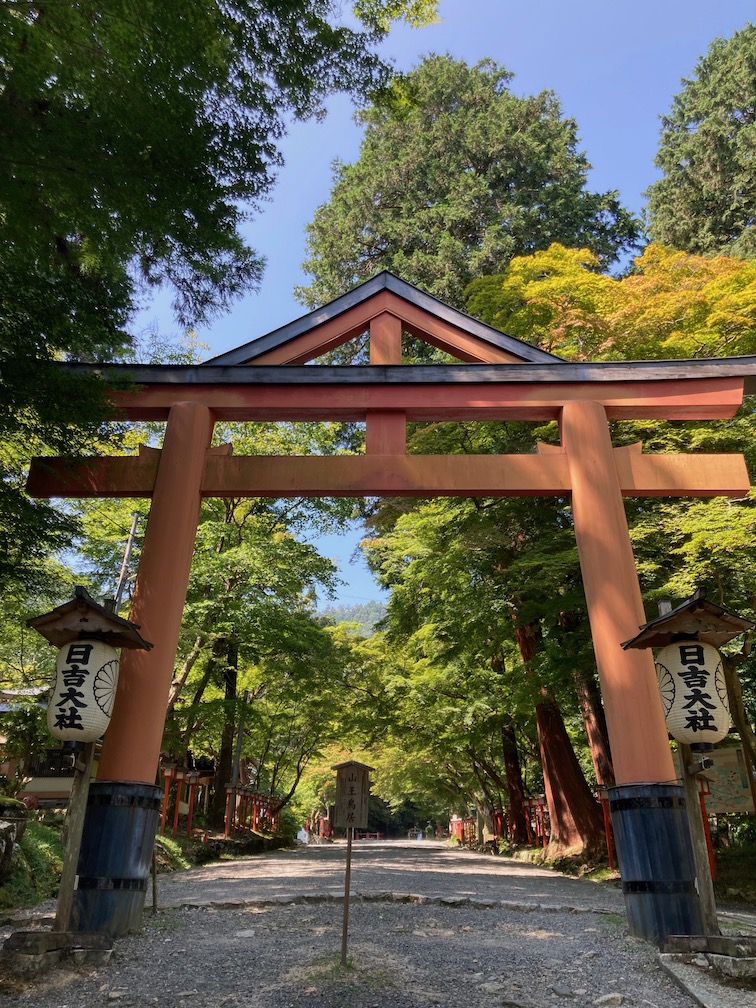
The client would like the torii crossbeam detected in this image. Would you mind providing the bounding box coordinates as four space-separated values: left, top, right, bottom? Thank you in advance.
27 273 756 943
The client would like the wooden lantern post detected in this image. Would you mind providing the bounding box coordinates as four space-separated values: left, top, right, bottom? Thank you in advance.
26 587 152 935
623 588 755 937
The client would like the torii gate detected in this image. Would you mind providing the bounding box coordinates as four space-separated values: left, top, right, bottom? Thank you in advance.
29 272 755 942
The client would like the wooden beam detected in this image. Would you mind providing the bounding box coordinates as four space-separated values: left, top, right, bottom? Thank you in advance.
27 452 160 498
53 357 756 388
107 377 745 422
205 271 562 366
28 449 750 500
26 444 230 498
239 291 393 364
614 451 750 496
385 291 537 363
539 444 751 497
201 453 571 496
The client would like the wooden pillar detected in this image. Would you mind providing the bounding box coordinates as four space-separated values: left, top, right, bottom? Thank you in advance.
561 400 704 943
224 787 234 837
172 772 182 837
98 401 214 784
367 312 405 455
365 410 406 455
560 399 674 785
680 745 720 934
159 770 172 834
369 312 402 364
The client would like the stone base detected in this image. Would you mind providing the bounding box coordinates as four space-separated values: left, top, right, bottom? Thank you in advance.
662 934 756 981
2 929 113 977
707 952 756 980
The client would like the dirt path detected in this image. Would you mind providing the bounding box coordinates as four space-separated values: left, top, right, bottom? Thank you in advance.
154 839 627 913
2 840 753 1008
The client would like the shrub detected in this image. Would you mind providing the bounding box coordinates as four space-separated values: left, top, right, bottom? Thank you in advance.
0 821 63 910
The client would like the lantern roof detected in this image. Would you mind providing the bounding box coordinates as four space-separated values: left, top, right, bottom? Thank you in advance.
622 588 755 650
26 586 153 650
331 759 374 772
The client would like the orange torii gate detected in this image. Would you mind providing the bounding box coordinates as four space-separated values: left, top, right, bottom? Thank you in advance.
28 273 756 943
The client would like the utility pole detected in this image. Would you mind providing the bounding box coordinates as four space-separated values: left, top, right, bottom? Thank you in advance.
114 511 141 610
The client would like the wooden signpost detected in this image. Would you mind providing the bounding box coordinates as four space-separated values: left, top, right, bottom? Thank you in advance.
332 760 372 966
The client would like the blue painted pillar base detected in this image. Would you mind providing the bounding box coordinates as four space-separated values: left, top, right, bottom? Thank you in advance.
71 781 162 939
609 783 705 945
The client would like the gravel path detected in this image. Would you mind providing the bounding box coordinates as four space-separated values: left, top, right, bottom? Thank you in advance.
0 840 747 1008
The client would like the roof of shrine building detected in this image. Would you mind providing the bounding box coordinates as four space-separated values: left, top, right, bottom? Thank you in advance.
58 270 756 392
203 271 564 366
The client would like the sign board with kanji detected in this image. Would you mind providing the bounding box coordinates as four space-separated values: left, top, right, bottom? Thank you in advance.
332 760 372 829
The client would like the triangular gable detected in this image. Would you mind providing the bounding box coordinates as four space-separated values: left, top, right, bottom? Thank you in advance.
203 272 564 366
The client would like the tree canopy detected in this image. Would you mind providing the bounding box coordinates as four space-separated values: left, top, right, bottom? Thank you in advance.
298 55 640 310
0 0 437 592
1 1 428 329
466 242 756 360
646 23 756 258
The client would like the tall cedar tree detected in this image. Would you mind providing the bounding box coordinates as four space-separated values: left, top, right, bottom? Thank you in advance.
646 23 756 258
298 55 640 310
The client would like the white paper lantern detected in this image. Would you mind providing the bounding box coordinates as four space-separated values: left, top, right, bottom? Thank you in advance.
47 638 120 742
655 639 730 746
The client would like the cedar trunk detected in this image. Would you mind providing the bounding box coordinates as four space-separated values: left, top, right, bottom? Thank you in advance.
209 639 238 829
502 722 530 844
515 621 605 859
535 697 606 859
573 668 615 787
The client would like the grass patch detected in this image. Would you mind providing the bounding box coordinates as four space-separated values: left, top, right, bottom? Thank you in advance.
578 865 620 884
0 815 294 913
149 910 187 932
0 821 63 910
0 823 191 913
153 834 191 873
167 830 292 866
288 953 400 995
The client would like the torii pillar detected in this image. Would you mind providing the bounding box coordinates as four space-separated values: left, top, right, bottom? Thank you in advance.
71 402 214 937
562 400 702 941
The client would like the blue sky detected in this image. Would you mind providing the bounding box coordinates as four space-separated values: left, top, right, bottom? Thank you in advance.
139 2 754 606
141 2 756 356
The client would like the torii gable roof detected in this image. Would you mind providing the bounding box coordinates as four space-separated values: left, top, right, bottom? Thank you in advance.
204 271 564 367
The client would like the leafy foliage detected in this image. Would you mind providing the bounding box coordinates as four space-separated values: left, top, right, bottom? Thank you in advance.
467 242 756 360
0 0 436 596
466 244 616 359
0 821 63 910
0 1 427 327
357 453 594 825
